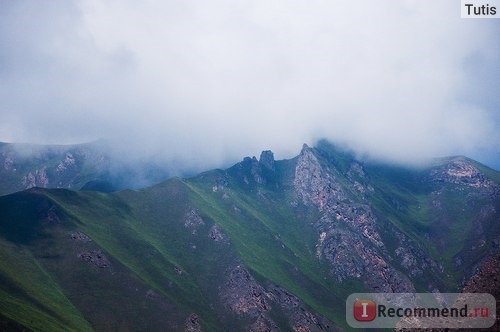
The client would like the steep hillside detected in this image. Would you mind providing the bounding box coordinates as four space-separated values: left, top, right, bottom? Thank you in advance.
0 141 498 331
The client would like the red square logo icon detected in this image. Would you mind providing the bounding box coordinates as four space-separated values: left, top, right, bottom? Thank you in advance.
353 299 376 321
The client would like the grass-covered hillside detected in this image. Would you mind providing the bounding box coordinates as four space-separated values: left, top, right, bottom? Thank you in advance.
0 141 499 331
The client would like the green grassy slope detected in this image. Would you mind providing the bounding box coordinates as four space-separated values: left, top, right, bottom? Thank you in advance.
0 174 352 330
363 158 500 291
0 142 499 331
0 192 93 332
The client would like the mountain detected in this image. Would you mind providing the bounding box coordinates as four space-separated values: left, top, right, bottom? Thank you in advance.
0 140 499 331
0 141 171 195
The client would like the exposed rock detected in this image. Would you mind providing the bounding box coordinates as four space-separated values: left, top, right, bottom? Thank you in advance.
294 145 346 210
70 232 92 242
21 168 49 189
430 159 495 189
353 181 365 193
208 224 228 243
251 157 266 184
184 209 205 235
174 266 183 275
316 232 327 258
347 162 365 178
248 315 278 332
220 264 338 330
295 145 415 292
394 233 441 280
3 155 14 171
461 254 500 332
22 172 36 189
221 265 271 316
239 155 268 185
463 253 500 295
395 255 500 331
184 313 202 332
267 285 337 331
38 168 49 187
78 250 110 268
259 150 275 172
56 152 76 173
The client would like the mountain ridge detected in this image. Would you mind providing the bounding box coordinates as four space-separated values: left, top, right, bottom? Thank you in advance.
0 140 499 331
0 140 174 196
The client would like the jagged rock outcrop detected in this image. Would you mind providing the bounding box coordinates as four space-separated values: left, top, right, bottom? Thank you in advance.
259 150 275 172
233 150 277 187
294 144 415 292
294 144 347 209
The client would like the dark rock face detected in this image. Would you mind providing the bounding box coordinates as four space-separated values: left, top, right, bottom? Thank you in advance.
235 151 277 186
259 150 275 172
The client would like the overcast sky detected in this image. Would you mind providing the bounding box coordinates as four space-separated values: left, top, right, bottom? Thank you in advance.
0 0 499 170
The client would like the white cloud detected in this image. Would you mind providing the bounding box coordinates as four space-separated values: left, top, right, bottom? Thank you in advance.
0 0 499 169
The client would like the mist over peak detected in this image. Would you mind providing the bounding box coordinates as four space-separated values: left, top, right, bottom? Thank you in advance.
0 1 499 169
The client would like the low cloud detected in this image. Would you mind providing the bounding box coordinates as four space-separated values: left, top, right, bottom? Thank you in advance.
1 0 499 170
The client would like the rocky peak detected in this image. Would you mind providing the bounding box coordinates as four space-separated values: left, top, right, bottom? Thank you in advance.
294 145 346 209
239 156 267 184
259 150 275 172
241 156 254 166
431 158 495 188
294 146 326 208
293 143 421 293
